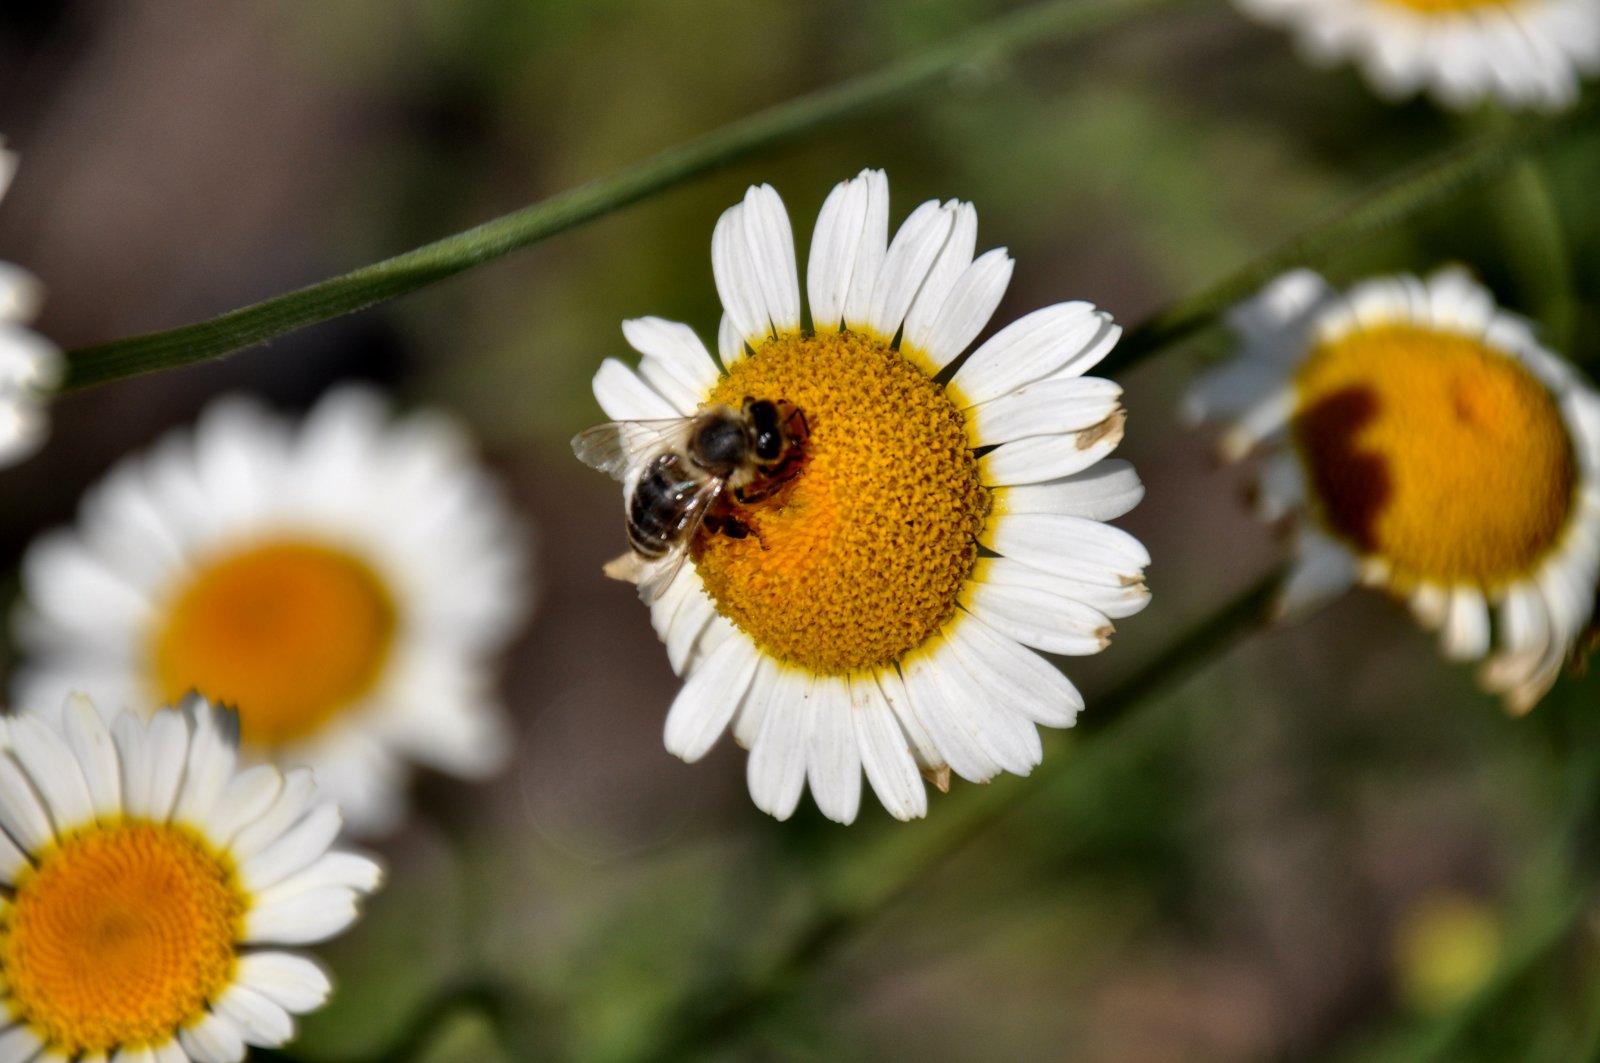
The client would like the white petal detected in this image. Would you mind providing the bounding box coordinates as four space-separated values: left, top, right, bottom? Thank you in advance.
945 612 1084 729
960 579 1113 656
979 412 1126 485
717 313 747 369
172 700 239 831
231 768 318 863
841 170 890 330
8 713 94 833
805 676 861 824
872 662 942 771
178 1012 247 1063
245 887 363 945
0 753 55 852
1440 585 1491 661
729 656 784 750
61 694 121 820
920 633 1042 774
623 317 720 413
240 802 343 893
898 645 1003 784
982 512 1150 585
746 669 812 821
592 358 681 421
739 184 801 335
256 850 383 902
0 1027 43 1063
866 199 955 340
216 983 296 1047
968 377 1123 444
994 460 1145 521
850 671 927 821
1276 530 1358 620
141 710 190 822
663 634 761 762
807 171 874 331
236 952 333 1014
713 203 773 345
899 201 979 365
204 764 283 846
663 584 717 677
908 248 1014 372
950 304 1113 406
0 825 31 882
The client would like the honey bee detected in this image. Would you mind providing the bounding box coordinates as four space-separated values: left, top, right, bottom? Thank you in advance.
572 397 808 601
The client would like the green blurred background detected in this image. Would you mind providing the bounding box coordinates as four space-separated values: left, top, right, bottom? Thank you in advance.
3 1 1600 1060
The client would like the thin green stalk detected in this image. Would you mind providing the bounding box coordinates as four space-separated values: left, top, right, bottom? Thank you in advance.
58 0 1178 393
1106 98 1597 376
623 571 1282 1063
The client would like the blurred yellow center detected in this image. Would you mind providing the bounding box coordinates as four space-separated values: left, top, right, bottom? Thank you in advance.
694 331 988 674
1292 324 1575 588
2 821 245 1056
1380 0 1511 10
154 540 398 747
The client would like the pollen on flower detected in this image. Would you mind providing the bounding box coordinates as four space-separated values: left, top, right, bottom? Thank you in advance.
1291 324 1576 589
152 540 398 747
1 821 246 1056
693 331 989 674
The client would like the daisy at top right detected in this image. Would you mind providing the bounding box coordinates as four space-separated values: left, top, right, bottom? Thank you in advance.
1233 0 1600 110
1186 267 1600 713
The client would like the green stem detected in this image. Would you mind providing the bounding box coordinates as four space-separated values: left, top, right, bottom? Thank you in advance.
1106 98 1597 375
625 571 1282 1063
57 0 1178 393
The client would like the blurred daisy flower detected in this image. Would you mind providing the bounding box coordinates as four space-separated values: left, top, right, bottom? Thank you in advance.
1234 0 1600 110
0 694 381 1063
1187 267 1600 712
15 387 530 835
575 170 1149 824
0 141 62 468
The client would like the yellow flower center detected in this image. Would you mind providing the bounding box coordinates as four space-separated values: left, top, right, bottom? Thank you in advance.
153 540 398 747
693 331 988 674
1291 324 1575 589
0 821 246 1056
1378 0 1513 11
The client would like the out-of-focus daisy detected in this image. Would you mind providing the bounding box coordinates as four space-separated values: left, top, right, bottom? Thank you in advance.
575 170 1149 824
15 387 530 835
0 140 63 468
0 694 381 1062
1187 267 1600 713
1234 0 1600 110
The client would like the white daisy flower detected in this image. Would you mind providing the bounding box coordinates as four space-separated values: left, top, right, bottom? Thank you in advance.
1186 266 1600 713
0 140 63 468
0 694 381 1063
14 386 530 835
574 170 1150 824
1235 0 1600 110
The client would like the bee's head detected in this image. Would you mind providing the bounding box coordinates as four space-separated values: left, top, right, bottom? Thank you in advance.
745 399 786 462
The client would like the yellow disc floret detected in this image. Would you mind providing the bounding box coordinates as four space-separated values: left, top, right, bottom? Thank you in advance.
1379 0 1513 12
1292 324 1575 589
153 540 398 747
1 821 246 1056
694 331 988 674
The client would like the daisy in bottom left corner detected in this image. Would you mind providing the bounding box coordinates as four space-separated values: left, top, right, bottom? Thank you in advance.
0 693 380 1063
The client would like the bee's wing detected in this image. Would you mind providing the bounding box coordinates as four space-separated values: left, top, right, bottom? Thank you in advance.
571 419 689 483
603 478 725 605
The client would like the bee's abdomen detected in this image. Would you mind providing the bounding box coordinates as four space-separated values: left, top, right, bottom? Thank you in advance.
627 454 702 557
